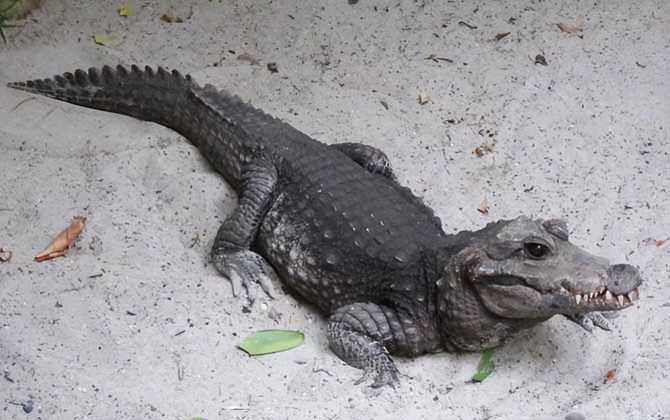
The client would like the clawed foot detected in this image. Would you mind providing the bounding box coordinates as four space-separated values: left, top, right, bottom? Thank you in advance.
566 311 616 333
212 249 280 305
354 366 400 389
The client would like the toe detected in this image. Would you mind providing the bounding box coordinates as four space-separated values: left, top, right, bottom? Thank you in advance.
228 271 242 297
371 369 399 389
591 312 613 331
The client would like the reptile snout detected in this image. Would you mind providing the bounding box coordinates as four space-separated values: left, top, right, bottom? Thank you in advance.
606 264 643 296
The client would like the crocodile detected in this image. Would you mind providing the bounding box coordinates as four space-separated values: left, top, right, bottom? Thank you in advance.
7 65 643 387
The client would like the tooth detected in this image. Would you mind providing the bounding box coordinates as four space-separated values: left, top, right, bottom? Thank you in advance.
591 292 596 299
606 290 612 300
575 295 582 304
624 294 632 304
583 294 589 303
630 289 639 300
617 295 624 306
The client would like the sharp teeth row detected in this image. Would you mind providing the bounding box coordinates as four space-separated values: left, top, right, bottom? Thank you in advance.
574 287 640 306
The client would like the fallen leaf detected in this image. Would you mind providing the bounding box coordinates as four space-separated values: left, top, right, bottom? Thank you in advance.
418 90 430 105
604 368 616 384
238 330 304 356
472 349 495 382
495 32 510 41
557 23 582 34
474 147 484 157
118 4 131 17
35 217 86 262
0 248 11 262
160 7 182 23
93 31 122 47
642 237 669 247
477 198 489 215
267 62 278 73
535 54 547 66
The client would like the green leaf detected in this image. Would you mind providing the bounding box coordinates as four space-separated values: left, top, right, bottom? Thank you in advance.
238 330 304 356
0 0 20 16
472 349 495 382
93 31 123 47
118 4 131 17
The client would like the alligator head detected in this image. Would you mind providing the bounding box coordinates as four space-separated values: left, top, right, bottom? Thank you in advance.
436 216 642 351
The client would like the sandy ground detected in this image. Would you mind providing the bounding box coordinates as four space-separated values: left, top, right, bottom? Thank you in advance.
0 1 668 419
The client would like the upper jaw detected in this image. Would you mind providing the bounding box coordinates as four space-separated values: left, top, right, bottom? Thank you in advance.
555 263 643 312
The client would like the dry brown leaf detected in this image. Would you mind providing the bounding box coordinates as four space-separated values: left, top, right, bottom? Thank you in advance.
495 32 510 41
642 237 669 247
604 368 616 385
418 90 430 105
478 199 489 215
474 147 484 157
557 23 581 34
35 217 87 262
654 237 668 246
0 248 11 262
160 7 183 23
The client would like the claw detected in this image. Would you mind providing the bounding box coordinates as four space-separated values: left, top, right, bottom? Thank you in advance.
371 368 399 389
228 270 243 297
589 312 613 331
354 367 399 389
212 249 280 306
565 311 615 333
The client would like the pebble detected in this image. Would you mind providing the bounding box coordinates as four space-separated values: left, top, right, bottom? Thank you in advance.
565 412 586 420
22 400 34 413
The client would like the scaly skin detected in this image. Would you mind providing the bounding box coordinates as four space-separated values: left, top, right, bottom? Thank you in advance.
8 65 643 388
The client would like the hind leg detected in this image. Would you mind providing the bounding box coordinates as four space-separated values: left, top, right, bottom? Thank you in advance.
332 142 395 179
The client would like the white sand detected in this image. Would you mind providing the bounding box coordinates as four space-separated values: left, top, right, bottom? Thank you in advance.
0 1 668 419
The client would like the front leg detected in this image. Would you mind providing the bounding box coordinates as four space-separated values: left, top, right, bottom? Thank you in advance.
564 312 615 333
332 142 395 179
212 160 280 305
327 302 427 388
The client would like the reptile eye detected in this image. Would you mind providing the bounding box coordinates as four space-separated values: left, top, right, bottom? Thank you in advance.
524 243 550 259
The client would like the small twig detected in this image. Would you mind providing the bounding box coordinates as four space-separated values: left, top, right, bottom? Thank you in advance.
458 21 477 29
10 97 36 112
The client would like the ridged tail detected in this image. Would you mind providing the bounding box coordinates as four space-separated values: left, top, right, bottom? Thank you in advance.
7 64 196 129
6 64 268 187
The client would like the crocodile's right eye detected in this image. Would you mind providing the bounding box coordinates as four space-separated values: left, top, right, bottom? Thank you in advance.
524 242 550 259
